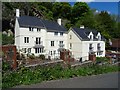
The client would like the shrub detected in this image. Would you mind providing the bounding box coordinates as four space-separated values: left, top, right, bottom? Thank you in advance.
2 61 11 71
28 54 35 59
38 54 45 60
96 57 109 63
2 63 119 89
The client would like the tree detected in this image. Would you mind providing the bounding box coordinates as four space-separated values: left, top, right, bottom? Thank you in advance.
52 2 71 20
71 2 90 24
2 34 14 45
75 10 96 29
95 11 117 39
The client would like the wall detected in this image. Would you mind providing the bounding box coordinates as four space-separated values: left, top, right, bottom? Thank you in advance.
67 29 82 60
67 29 105 61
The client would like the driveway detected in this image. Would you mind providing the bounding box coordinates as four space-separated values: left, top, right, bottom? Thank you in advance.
15 72 119 88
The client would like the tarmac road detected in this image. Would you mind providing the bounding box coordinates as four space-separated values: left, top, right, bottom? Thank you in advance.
15 72 119 88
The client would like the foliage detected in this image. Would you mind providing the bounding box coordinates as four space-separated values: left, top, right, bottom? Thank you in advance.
2 34 14 45
2 61 11 71
28 53 35 59
38 54 45 60
2 63 119 89
96 57 109 63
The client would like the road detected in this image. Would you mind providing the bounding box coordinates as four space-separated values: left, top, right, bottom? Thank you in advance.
15 72 119 88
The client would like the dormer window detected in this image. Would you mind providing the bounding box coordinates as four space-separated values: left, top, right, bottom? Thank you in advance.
29 27 33 31
90 35 92 40
97 32 101 41
54 32 58 35
37 28 41 32
60 32 63 36
89 32 93 41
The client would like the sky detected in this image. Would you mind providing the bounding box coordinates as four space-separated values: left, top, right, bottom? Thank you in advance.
69 2 119 15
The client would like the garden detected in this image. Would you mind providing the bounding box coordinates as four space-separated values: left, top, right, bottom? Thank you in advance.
2 58 120 89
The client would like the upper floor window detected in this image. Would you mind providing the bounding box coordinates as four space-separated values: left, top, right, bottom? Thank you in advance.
70 43 72 49
59 41 64 48
59 41 63 44
24 37 29 43
29 27 33 31
89 43 93 51
54 32 58 35
60 32 63 36
70 35 72 39
37 28 41 32
36 37 41 44
51 41 54 46
97 43 101 50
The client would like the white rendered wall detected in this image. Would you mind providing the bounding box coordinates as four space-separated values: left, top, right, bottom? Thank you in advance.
67 29 105 61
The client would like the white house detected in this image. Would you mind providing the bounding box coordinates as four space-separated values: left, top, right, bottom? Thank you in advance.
67 26 106 61
14 9 67 59
14 9 106 61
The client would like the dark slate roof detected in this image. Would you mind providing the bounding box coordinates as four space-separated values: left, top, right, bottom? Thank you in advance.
18 16 45 28
41 19 66 32
72 27 105 41
18 16 67 32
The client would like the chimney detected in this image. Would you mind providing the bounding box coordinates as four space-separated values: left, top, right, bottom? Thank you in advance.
57 18 61 25
80 25 84 29
16 9 20 18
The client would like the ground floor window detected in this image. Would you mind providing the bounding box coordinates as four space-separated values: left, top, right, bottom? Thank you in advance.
28 48 31 53
22 48 27 53
97 52 103 56
35 48 43 53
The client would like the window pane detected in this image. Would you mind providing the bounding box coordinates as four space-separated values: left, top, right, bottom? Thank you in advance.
60 32 63 36
54 32 58 35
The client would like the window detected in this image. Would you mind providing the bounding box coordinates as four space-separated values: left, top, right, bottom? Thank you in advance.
24 37 29 43
28 48 31 53
36 37 41 44
59 41 64 48
54 50 56 54
70 43 72 49
59 41 63 44
70 35 72 39
37 28 41 32
98 36 101 41
51 41 54 46
35 48 43 53
90 35 92 40
97 43 101 50
29 27 33 31
51 51 52 55
89 43 93 51
23 48 27 53
54 32 58 35
60 32 63 36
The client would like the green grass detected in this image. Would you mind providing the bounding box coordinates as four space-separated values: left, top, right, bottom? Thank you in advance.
2 63 120 89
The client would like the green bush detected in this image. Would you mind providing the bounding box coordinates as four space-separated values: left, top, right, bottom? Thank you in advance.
38 54 45 60
2 63 119 89
28 54 35 59
96 57 109 63
2 61 11 71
